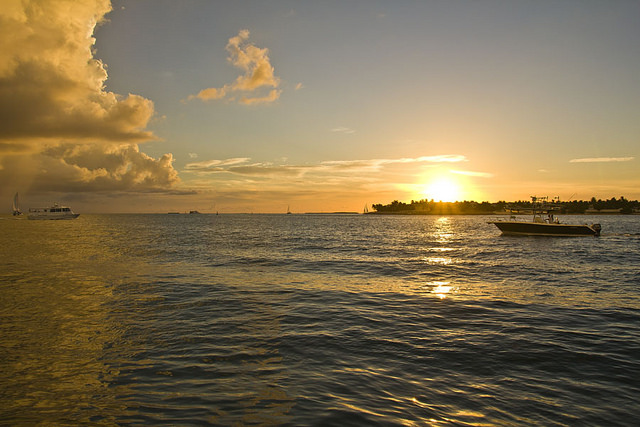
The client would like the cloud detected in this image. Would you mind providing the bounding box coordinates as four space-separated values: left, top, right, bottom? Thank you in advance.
184 154 468 177
569 157 634 163
0 0 155 147
228 164 307 177
320 155 466 167
184 157 252 171
239 89 281 105
185 158 309 177
189 30 281 105
0 0 179 195
395 155 467 164
193 87 226 101
331 127 356 134
0 142 179 194
180 155 475 212
451 169 493 178
40 143 178 192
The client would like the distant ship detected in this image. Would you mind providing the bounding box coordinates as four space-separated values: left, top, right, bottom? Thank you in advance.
28 203 79 220
12 192 22 216
488 196 601 236
167 210 203 215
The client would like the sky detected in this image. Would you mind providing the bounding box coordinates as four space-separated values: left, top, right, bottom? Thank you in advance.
1 0 639 213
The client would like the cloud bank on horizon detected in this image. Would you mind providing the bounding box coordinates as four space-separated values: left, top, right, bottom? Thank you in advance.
0 0 179 196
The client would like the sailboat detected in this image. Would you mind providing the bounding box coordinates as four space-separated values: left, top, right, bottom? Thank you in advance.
12 192 22 216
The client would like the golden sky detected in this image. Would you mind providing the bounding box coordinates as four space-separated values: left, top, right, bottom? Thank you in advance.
1 0 638 213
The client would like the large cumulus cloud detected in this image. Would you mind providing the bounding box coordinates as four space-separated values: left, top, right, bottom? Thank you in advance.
34 143 179 192
0 0 179 195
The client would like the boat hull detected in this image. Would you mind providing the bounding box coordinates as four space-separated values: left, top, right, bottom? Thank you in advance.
489 221 600 236
27 213 80 220
27 203 79 220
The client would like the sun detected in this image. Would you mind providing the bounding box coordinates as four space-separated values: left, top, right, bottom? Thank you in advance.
423 177 462 202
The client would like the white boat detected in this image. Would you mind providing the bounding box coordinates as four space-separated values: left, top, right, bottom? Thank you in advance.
488 196 601 236
28 203 79 220
12 192 23 216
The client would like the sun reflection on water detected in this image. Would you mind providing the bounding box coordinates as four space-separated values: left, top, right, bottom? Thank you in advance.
429 281 455 299
433 216 454 243
424 256 453 265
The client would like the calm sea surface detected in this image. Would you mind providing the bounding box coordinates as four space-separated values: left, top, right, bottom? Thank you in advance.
1 214 639 425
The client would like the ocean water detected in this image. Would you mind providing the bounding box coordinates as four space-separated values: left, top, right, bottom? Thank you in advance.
1 213 639 425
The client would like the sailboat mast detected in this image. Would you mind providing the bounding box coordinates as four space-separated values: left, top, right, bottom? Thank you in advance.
12 192 22 216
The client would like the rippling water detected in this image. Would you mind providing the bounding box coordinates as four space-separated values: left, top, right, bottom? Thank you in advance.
1 214 639 425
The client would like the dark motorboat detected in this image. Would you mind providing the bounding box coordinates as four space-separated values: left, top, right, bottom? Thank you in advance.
488 196 601 236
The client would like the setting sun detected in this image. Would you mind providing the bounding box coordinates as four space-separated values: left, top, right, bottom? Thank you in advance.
423 177 462 202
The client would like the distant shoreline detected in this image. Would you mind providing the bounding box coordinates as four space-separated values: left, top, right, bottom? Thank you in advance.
367 211 639 216
370 197 640 215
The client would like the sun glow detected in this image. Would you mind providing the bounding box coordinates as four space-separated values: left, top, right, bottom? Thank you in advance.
422 177 462 202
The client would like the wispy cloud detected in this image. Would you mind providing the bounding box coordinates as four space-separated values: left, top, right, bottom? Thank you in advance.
185 159 310 177
180 154 475 212
188 30 281 105
331 127 356 134
569 157 634 163
184 157 252 171
184 155 468 177
451 169 493 178
321 155 466 169
409 155 467 163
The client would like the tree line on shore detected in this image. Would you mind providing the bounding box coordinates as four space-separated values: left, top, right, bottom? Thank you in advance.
371 196 640 215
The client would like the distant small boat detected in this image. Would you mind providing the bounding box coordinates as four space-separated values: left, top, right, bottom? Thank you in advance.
28 203 79 220
488 196 601 236
287 205 292 215
189 210 201 214
12 192 22 216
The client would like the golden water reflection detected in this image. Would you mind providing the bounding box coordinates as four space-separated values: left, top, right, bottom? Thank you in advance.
0 216 296 425
433 217 454 243
424 256 453 265
429 281 456 299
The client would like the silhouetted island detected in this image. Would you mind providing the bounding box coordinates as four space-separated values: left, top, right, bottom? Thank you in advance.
370 197 640 215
